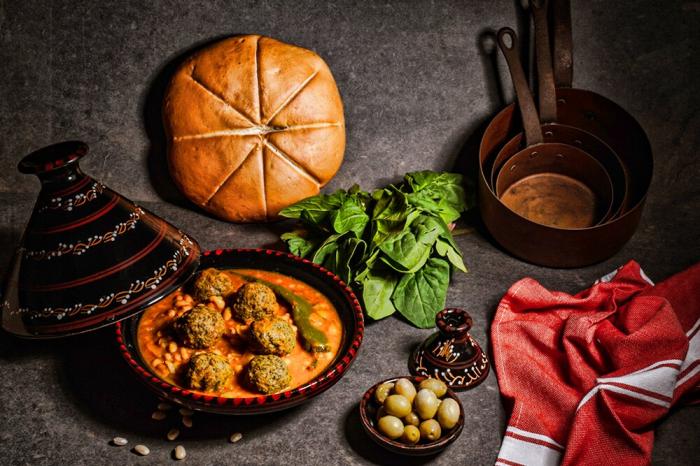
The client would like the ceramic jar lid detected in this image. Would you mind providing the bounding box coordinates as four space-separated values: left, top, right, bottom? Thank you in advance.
408 308 490 390
1 141 201 338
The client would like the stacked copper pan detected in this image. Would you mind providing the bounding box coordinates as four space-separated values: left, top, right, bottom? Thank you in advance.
478 0 653 268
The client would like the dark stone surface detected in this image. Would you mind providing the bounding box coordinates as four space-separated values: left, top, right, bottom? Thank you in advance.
0 0 698 464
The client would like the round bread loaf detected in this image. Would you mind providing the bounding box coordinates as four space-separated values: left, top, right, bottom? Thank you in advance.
164 35 345 222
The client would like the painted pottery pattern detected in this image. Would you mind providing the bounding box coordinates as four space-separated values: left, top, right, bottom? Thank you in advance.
1 142 201 337
14 235 196 320
37 181 105 213
24 208 144 260
409 308 490 391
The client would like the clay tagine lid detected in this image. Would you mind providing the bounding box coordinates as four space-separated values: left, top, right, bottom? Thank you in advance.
1 141 201 338
408 308 490 391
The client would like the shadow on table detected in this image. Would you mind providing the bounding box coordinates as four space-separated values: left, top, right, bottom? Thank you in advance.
54 327 305 440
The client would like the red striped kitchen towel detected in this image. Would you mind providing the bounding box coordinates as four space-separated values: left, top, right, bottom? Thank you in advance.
492 261 700 466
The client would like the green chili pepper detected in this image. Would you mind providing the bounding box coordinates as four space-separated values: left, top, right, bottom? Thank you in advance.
232 273 329 353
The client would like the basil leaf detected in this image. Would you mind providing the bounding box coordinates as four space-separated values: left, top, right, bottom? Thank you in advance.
331 197 370 238
280 230 319 258
361 268 398 320
392 257 450 328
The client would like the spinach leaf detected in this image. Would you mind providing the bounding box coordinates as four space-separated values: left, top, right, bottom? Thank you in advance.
404 171 468 223
279 190 347 226
280 230 319 258
331 197 370 238
279 171 470 329
334 236 367 283
378 214 442 272
435 237 467 272
392 257 450 328
354 249 380 283
361 267 398 320
311 233 348 268
406 191 462 224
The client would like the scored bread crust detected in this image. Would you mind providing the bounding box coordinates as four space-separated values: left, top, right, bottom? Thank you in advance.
163 35 345 222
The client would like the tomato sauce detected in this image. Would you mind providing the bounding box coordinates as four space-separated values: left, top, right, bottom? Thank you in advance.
137 269 343 397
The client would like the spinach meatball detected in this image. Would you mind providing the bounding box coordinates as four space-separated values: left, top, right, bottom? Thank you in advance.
246 355 291 394
231 282 277 323
250 318 296 356
184 352 232 392
174 304 225 349
192 268 233 301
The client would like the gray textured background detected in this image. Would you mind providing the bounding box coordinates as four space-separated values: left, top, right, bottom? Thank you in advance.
1 0 699 465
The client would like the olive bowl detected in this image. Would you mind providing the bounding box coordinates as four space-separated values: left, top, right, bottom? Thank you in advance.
359 376 464 456
115 248 364 415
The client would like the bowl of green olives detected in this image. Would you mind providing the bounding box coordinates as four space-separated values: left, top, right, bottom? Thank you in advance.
359 376 464 456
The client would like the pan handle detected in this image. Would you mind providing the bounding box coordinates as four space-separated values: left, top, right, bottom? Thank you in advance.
530 0 557 122
497 27 543 146
552 0 573 87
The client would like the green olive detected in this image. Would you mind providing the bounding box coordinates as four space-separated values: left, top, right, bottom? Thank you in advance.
414 388 439 420
419 419 442 442
437 398 460 429
374 382 394 404
401 425 420 445
403 412 420 427
384 394 412 418
376 406 387 421
418 378 448 398
394 378 417 403
377 415 404 440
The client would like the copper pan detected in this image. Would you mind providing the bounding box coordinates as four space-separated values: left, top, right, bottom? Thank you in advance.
478 96 650 267
494 27 613 229
476 5 652 268
490 0 628 220
550 0 652 214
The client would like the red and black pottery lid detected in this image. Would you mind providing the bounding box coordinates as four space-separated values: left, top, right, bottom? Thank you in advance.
1 141 201 338
408 308 490 390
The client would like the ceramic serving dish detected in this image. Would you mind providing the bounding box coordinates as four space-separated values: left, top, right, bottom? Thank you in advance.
116 248 364 415
359 376 465 456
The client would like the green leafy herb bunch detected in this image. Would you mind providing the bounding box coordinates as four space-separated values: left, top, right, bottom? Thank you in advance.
279 171 471 328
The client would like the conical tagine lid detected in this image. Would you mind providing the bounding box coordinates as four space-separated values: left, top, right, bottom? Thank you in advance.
2 141 201 338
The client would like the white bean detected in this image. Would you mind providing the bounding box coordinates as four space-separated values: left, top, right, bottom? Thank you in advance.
133 445 150 456
151 411 167 421
174 445 186 460
179 408 194 416
112 437 128 446
182 416 193 428
229 432 243 443
167 428 180 441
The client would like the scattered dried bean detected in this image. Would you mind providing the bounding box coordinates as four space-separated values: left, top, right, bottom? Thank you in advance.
152 411 167 421
133 445 150 456
112 437 128 446
182 416 193 428
174 445 186 460
229 432 243 443
167 428 180 441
